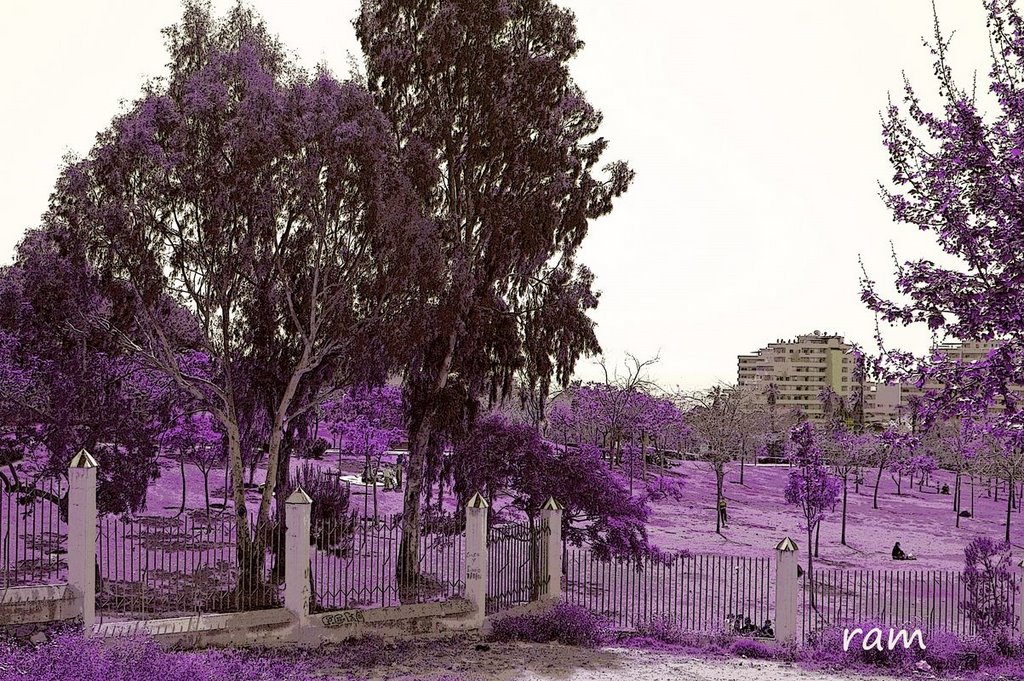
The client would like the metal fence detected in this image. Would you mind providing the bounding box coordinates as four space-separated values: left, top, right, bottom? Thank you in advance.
1 477 67 588
95 512 283 621
486 519 550 614
564 549 773 632
801 567 1021 641
311 512 465 611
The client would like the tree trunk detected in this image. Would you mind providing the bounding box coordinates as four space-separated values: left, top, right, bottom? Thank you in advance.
971 475 976 517
1007 474 1014 544
841 477 848 545
202 470 211 519
807 526 816 609
715 469 724 534
740 446 746 485
398 417 431 597
873 462 884 510
955 472 961 528
221 448 230 516
177 458 187 517
814 522 820 558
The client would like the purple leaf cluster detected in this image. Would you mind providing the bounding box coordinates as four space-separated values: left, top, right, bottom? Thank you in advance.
488 602 612 648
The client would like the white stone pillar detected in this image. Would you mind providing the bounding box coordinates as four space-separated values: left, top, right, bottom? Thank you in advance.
774 537 799 645
68 449 98 634
285 488 313 628
540 497 563 600
464 492 489 626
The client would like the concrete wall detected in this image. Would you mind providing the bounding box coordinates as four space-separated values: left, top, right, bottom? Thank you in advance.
91 598 478 649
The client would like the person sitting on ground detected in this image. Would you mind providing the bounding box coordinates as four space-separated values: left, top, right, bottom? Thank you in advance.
892 541 916 560
742 616 756 634
759 619 774 638
941 484 950 495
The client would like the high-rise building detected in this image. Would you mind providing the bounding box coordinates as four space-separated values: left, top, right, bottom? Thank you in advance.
737 331 855 421
899 340 1024 418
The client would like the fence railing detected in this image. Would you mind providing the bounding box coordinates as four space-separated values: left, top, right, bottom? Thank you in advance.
564 549 773 633
310 512 465 611
96 512 283 621
801 568 1022 640
486 518 549 614
1 477 67 588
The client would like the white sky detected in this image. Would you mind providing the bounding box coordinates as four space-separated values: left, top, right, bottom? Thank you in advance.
0 1 996 390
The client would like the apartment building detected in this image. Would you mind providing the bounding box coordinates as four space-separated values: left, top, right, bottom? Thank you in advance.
737 331 855 421
899 340 1024 418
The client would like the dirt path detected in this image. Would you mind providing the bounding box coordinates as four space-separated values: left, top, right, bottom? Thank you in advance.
313 641 898 681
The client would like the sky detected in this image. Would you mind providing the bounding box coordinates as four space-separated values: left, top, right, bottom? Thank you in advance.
0 0 998 390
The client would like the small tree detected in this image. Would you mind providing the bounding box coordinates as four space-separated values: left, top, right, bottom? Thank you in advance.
821 429 870 546
784 422 841 609
683 385 760 534
962 536 1017 633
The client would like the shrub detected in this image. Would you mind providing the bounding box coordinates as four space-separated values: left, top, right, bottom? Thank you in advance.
0 634 318 681
730 638 777 660
633 614 685 644
962 536 1017 633
489 602 611 648
803 621 916 670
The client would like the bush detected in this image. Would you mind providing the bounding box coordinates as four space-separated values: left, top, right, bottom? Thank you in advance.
303 438 330 460
634 614 685 644
489 602 611 648
0 634 318 681
730 638 777 660
963 536 1017 632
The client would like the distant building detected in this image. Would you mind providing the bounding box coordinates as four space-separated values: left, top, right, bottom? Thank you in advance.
899 340 1024 421
737 331 855 422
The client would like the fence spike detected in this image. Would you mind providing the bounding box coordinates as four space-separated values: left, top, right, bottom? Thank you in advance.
775 537 798 552
285 487 313 505
69 449 98 468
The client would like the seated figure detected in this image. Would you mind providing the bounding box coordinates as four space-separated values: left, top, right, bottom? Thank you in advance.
892 541 916 560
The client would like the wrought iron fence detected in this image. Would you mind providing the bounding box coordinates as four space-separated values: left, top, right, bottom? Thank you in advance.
310 512 464 611
95 512 283 621
801 567 1021 641
564 549 773 632
486 519 550 614
1 477 68 587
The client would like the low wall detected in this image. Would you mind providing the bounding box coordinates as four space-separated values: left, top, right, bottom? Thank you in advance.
480 596 560 635
0 584 80 641
92 598 478 649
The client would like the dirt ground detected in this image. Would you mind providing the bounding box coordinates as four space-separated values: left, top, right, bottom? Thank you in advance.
312 640 900 681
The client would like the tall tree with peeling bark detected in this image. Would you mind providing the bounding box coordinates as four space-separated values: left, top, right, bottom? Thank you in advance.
355 0 633 590
47 3 436 587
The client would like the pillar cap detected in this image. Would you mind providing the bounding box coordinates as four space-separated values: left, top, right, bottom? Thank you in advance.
286 487 313 504
1018 559 1024 569
69 449 98 469
775 537 798 552
467 492 489 509
542 497 563 511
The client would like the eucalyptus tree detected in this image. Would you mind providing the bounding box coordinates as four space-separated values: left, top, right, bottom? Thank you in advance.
355 0 633 585
47 3 436 582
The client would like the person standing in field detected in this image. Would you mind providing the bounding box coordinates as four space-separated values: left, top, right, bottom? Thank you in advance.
718 497 728 527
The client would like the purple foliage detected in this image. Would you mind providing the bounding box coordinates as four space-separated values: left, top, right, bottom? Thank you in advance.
488 602 612 648
864 0 1024 434
0 634 318 681
962 536 1018 633
633 614 686 644
729 638 778 660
